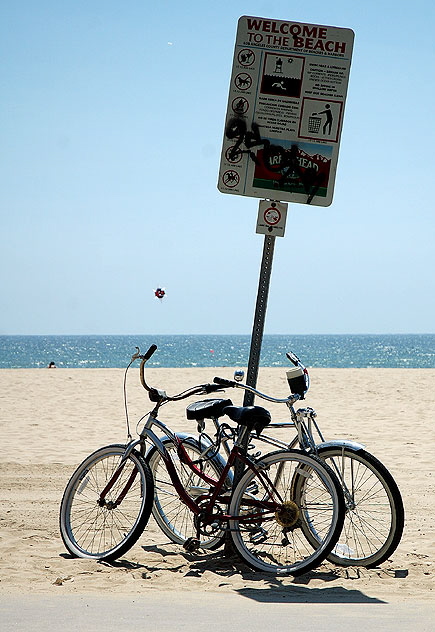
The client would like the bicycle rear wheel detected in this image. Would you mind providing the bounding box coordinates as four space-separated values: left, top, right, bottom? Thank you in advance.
146 436 229 549
60 444 154 561
316 446 404 567
229 449 345 576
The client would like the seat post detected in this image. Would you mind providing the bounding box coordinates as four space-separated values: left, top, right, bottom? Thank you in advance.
224 422 251 557
234 424 250 448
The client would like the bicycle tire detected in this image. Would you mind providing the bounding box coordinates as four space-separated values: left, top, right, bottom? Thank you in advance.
315 446 404 567
228 449 345 576
59 444 154 561
146 436 229 549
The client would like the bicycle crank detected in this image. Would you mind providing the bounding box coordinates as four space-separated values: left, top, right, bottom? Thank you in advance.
194 503 224 537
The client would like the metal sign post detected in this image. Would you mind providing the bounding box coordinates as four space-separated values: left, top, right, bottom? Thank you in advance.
228 200 284 514
243 199 287 405
217 14 353 398
243 232 275 406
218 16 353 555
224 202 283 556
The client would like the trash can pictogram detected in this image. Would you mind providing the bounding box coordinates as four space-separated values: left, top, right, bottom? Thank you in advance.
308 116 321 133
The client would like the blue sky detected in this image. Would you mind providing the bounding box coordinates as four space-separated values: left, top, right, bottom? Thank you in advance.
1 0 434 335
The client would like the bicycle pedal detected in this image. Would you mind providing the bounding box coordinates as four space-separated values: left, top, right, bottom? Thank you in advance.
183 537 201 552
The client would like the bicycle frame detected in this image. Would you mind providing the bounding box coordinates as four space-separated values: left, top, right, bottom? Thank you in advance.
179 381 366 513
101 410 287 527
205 380 366 458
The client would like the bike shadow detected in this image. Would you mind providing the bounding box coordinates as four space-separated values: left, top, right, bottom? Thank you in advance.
235 584 384 604
139 545 386 604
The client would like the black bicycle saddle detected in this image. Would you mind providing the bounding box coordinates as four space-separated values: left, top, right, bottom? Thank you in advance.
223 405 271 436
186 398 233 421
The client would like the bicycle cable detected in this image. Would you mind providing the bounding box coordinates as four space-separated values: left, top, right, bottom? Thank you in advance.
123 359 135 441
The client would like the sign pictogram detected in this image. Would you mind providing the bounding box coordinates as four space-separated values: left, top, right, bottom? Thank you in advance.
256 200 288 237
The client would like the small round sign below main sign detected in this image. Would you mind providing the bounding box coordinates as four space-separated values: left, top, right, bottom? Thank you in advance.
264 206 281 225
256 199 288 237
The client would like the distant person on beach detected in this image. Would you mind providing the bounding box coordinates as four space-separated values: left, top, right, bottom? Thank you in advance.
48 361 56 368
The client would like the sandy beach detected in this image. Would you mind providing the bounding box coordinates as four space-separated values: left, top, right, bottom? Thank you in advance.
1 365 434 603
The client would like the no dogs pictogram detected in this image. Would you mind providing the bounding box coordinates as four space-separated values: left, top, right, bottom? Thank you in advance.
235 73 252 91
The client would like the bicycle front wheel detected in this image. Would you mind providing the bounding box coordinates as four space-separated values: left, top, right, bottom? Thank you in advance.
60 444 154 561
146 436 229 549
229 449 345 576
316 446 404 567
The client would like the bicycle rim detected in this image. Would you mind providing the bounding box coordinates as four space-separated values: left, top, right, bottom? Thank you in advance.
317 446 404 567
229 450 345 576
59 444 154 560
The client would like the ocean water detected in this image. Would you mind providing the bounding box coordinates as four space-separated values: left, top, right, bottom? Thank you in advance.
1 334 434 369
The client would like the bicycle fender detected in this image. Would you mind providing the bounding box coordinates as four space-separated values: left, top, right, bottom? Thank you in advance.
315 439 366 452
177 432 230 474
144 432 230 475
144 432 196 457
120 439 142 462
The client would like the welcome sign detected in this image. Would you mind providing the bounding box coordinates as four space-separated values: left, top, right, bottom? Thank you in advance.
218 17 354 206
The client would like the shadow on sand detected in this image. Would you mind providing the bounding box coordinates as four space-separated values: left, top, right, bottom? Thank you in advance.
133 545 385 604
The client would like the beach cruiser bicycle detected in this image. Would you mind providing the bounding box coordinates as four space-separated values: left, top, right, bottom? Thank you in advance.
60 345 346 576
151 351 404 568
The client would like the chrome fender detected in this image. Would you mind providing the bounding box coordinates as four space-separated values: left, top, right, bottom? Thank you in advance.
315 439 366 452
144 431 195 457
145 431 231 480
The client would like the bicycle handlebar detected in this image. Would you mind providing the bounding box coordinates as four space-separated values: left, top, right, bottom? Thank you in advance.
134 344 305 405
213 376 301 405
143 344 157 361
139 346 156 392
213 376 237 388
213 349 309 405
136 344 225 404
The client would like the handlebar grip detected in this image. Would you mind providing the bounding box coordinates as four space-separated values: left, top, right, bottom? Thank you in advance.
140 345 157 392
286 351 300 366
213 377 236 388
204 383 225 394
143 344 157 361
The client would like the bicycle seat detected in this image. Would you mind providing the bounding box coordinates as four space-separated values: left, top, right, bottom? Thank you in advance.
223 405 271 436
186 398 233 421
